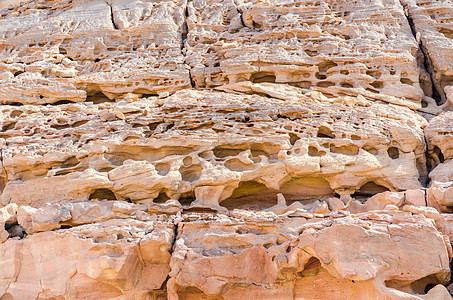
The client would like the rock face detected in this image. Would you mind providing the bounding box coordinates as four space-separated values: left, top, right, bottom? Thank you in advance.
1 0 453 299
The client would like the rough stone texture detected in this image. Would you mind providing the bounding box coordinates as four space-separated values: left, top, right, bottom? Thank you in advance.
1 0 453 299
400 0 453 106
0 0 190 104
425 112 453 182
0 88 427 211
185 0 425 110
0 219 174 299
169 211 451 299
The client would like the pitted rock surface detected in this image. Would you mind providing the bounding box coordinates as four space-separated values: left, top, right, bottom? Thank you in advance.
1 0 453 299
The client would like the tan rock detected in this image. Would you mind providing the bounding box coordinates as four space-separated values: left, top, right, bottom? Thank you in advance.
186 0 424 109
0 203 17 242
427 181 453 212
400 0 453 106
1 168 112 207
0 0 190 104
0 0 452 299
0 219 174 299
425 112 453 182
403 204 440 220
405 189 426 206
169 211 450 299
16 200 149 234
0 89 427 209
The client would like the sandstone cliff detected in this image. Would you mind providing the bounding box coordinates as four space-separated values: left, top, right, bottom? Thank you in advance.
0 0 453 299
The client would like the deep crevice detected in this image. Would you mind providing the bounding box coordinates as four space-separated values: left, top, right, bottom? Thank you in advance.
187 68 196 88
107 2 118 30
182 4 189 50
401 1 443 105
0 148 7 194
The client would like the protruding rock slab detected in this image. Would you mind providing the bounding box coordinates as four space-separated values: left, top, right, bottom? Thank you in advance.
169 211 451 299
0 219 175 299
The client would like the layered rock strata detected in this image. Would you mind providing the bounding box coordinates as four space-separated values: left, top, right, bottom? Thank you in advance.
1 0 453 299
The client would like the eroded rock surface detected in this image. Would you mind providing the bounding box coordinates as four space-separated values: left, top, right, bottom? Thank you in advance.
185 0 425 110
0 0 190 104
0 88 428 212
1 0 453 299
0 219 175 299
400 0 453 106
169 211 451 299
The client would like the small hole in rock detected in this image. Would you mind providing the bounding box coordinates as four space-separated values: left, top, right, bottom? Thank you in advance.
179 164 202 182
6 223 25 239
154 191 170 204
250 72 276 83
89 188 117 200
352 181 390 199
433 146 445 163
308 146 326 157
51 100 76 105
289 133 300 145
330 144 359 155
317 126 334 138
387 147 399 159
424 284 436 293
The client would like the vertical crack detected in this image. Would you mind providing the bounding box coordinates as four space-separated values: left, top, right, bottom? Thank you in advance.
182 2 195 89
398 0 443 189
181 4 189 51
400 1 443 105
421 134 431 187
0 147 8 194
188 69 196 89
107 2 118 30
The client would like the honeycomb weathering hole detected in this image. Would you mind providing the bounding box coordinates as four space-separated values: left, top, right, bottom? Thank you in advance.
250 72 276 83
220 177 334 211
387 147 400 159
153 191 170 204
352 182 390 199
89 188 117 200
317 126 334 139
221 181 278 211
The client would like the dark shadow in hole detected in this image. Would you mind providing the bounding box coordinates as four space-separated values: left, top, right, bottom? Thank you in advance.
434 146 445 163
387 147 399 159
178 193 196 206
250 72 276 83
289 133 300 145
317 126 334 138
154 191 170 204
8 102 24 106
86 92 113 104
5 223 25 239
221 177 334 211
50 100 76 105
220 181 277 211
428 146 445 172
89 188 117 200
385 274 445 295
352 181 390 200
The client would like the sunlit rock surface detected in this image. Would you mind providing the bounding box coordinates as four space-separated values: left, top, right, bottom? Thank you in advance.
1 0 453 299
